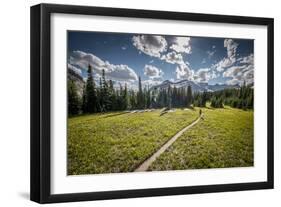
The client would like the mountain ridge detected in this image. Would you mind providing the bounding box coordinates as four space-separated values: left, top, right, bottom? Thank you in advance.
151 79 240 92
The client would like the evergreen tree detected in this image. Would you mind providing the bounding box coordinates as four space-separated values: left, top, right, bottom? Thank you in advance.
129 90 137 109
101 69 110 111
167 85 172 109
85 64 97 113
81 84 87 113
187 85 193 107
137 76 144 109
122 83 129 110
150 89 157 108
211 96 223 108
68 80 80 115
146 88 151 108
98 77 103 112
108 80 116 111
116 84 123 110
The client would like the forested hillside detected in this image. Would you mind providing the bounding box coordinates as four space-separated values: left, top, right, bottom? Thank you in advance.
68 64 254 115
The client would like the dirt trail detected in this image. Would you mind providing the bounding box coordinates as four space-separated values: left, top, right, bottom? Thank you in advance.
134 114 203 172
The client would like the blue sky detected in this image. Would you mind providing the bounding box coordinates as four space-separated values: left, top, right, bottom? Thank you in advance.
67 31 254 89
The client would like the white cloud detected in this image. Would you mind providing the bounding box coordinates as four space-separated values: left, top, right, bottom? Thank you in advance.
69 50 138 81
215 39 238 72
67 63 82 75
239 53 254 65
144 65 164 79
223 65 246 79
243 69 254 84
132 35 167 57
223 54 254 86
226 78 241 86
114 80 139 91
161 51 184 65
224 39 238 60
121 46 127 50
170 37 191 54
194 68 217 83
216 57 235 72
175 63 194 80
142 79 162 87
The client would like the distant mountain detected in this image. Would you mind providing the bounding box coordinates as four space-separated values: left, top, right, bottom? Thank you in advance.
151 79 239 92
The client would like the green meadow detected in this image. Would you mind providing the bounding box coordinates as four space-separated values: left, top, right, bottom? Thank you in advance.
149 107 254 171
67 109 198 175
67 107 253 175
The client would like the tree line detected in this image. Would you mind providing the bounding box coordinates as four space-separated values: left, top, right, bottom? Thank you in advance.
192 83 254 109
68 64 254 115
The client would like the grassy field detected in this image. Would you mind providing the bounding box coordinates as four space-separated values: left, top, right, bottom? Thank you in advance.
67 109 198 175
68 106 253 175
149 106 254 171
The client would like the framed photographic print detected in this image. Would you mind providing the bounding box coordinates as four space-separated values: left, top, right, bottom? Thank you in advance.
30 3 274 203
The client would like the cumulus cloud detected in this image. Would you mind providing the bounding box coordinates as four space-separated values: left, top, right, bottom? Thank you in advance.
216 57 235 72
223 54 254 85
161 51 184 65
132 35 167 57
170 37 191 54
215 39 238 72
223 65 246 78
175 63 194 80
142 79 162 87
68 63 82 75
239 53 254 65
226 78 241 86
69 50 138 81
132 35 195 82
224 39 238 60
194 68 217 83
144 65 164 79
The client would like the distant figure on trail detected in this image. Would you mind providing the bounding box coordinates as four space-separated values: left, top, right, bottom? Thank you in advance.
199 109 204 120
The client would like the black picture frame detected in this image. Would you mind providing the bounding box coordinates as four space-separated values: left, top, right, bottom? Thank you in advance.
30 3 274 204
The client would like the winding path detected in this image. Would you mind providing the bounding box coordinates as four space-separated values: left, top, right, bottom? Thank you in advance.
134 114 203 172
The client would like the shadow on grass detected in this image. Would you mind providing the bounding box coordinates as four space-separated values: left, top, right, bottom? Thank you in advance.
103 111 130 118
160 111 168 116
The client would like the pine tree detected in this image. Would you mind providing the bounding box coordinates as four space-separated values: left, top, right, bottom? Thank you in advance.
116 84 123 110
123 83 128 110
81 85 87 113
171 87 175 107
98 77 103 112
167 85 172 109
85 64 97 113
68 80 80 115
137 76 144 109
201 91 207 107
151 89 157 108
101 69 110 111
187 85 193 107
146 88 151 108
108 80 116 111
129 90 137 109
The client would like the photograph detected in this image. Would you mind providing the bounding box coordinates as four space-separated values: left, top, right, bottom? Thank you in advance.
67 31 254 175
